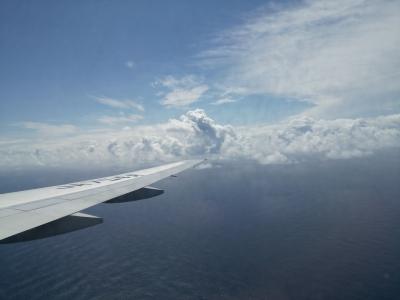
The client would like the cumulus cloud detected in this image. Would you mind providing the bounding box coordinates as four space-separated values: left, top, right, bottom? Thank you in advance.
16 122 78 136
95 96 144 112
233 114 400 164
1 110 400 170
0 109 233 170
199 0 400 118
156 75 209 108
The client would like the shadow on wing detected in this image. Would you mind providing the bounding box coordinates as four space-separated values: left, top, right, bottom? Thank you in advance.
0 213 103 244
105 186 164 203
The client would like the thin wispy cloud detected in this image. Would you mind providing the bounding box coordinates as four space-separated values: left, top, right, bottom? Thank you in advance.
16 122 78 136
211 98 237 105
95 96 144 112
0 139 29 146
155 75 209 108
125 61 135 69
97 114 143 125
199 0 400 118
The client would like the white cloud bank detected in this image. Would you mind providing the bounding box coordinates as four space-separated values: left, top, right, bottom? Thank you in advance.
1 110 400 170
199 0 400 118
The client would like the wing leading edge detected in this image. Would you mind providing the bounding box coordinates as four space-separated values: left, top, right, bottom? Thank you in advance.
0 159 203 242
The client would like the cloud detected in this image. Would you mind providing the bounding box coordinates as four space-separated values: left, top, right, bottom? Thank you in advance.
2 110 400 170
125 61 135 69
211 98 237 105
97 114 143 125
194 162 218 170
16 122 78 136
162 85 209 108
156 75 209 108
232 114 400 164
199 0 400 118
95 96 144 112
0 139 29 146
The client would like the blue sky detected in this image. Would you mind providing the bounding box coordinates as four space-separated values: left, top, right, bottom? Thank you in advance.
2 0 399 137
0 0 399 170
0 0 307 135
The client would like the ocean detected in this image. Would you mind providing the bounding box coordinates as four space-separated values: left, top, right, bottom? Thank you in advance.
1 152 400 299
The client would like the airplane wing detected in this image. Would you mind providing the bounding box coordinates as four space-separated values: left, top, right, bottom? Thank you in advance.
0 159 203 243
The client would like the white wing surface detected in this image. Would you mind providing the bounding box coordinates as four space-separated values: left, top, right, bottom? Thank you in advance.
0 160 202 242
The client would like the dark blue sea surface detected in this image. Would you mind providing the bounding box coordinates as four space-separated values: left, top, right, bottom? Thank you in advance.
1 153 400 299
